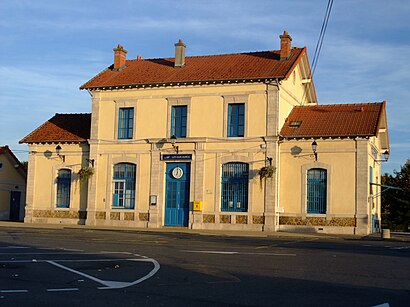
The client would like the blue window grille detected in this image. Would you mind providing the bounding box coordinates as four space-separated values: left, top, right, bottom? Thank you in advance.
221 162 249 212
171 106 187 138
113 163 136 209
118 108 134 139
56 169 71 208
227 103 245 137
307 168 327 214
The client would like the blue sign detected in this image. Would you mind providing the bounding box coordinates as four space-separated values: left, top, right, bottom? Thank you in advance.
161 154 192 161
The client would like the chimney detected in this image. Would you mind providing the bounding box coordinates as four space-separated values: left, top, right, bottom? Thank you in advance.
113 44 127 71
174 39 186 68
280 31 292 60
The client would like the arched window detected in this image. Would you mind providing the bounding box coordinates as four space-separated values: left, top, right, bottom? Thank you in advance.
56 169 71 208
113 163 136 209
307 168 327 214
221 162 249 212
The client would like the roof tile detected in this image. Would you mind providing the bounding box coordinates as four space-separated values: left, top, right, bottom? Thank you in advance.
80 48 305 89
280 102 385 138
20 113 91 144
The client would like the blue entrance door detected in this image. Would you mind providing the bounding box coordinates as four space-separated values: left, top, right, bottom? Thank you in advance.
165 163 190 226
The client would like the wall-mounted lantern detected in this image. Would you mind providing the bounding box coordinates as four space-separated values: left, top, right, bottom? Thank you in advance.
55 145 65 162
311 141 318 161
170 135 179 154
376 150 390 162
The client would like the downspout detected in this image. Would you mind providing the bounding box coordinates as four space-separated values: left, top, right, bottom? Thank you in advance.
275 78 281 230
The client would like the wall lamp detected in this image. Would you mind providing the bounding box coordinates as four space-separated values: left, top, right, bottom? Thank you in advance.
266 157 273 166
375 150 390 162
86 158 95 167
55 145 65 162
170 135 179 154
311 141 318 161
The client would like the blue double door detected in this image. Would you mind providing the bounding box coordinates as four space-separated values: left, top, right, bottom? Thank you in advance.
165 163 190 227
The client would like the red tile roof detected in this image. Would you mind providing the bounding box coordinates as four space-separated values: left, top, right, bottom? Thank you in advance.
20 113 91 144
80 48 305 90
280 102 385 138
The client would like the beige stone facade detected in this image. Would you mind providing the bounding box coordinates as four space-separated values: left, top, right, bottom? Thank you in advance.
21 33 389 235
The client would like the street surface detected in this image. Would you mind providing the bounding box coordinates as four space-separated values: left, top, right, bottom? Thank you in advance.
0 225 409 306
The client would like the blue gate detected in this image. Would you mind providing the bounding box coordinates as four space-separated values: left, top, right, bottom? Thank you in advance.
165 163 190 226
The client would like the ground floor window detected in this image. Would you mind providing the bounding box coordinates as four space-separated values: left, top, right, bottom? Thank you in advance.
113 163 136 209
221 162 249 212
307 168 327 214
56 169 71 208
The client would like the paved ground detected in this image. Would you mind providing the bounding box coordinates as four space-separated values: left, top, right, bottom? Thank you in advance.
0 222 409 306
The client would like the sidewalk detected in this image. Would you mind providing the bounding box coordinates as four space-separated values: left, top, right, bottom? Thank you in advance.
1 221 409 242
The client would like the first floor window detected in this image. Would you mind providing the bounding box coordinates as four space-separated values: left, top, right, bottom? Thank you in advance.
307 168 327 214
171 105 187 138
221 162 249 212
56 169 71 208
118 107 134 139
113 163 136 209
227 103 245 137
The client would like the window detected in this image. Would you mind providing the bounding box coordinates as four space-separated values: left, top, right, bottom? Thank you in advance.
56 169 71 208
113 163 136 209
307 168 327 214
118 108 134 139
171 105 187 138
227 103 245 137
221 162 249 212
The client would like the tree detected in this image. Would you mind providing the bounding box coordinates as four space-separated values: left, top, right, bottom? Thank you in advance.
381 161 410 231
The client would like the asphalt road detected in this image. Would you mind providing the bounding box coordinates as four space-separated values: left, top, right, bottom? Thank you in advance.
0 226 409 306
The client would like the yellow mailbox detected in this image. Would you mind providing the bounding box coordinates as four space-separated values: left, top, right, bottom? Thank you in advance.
193 200 203 211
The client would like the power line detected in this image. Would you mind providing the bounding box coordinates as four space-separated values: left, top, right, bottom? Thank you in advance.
301 0 334 104
311 0 334 77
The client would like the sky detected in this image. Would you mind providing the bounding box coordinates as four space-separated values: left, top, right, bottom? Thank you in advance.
0 0 409 174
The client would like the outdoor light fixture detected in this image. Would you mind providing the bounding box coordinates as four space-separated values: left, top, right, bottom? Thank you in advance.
55 145 65 162
170 135 179 154
376 150 390 162
266 157 273 166
86 158 95 167
311 141 318 161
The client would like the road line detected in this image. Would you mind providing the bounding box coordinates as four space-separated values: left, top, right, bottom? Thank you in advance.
182 250 296 256
0 290 28 293
46 288 79 292
0 246 30 249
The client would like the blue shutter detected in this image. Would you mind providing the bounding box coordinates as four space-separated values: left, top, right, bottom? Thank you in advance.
171 106 187 138
228 104 245 137
118 108 134 139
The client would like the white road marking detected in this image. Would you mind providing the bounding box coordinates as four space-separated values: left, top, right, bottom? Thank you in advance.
182 250 296 256
46 258 161 290
390 246 410 250
0 246 30 249
46 288 79 292
0 290 28 293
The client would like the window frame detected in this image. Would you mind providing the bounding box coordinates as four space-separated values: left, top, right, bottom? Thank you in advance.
171 105 187 138
301 162 332 217
166 97 191 139
112 163 136 209
56 169 71 209
223 95 248 138
117 107 134 140
221 162 249 212
306 168 327 214
227 103 245 137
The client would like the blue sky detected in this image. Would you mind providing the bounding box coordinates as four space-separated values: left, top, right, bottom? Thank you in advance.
0 0 409 174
